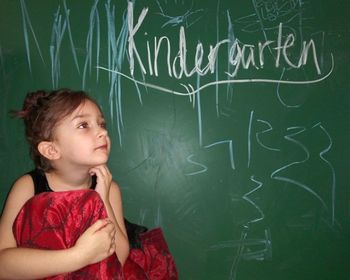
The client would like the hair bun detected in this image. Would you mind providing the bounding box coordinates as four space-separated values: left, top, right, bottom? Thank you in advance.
14 90 49 119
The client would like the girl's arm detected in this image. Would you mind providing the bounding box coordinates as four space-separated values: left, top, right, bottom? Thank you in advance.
90 165 130 265
0 175 116 280
108 181 130 263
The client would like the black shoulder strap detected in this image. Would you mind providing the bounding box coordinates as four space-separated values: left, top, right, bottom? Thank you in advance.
27 169 52 195
90 175 97 190
28 169 96 194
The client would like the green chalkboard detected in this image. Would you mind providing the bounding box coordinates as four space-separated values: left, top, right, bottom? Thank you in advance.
1 0 349 279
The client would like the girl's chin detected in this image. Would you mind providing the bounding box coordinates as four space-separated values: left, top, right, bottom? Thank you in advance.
86 159 109 167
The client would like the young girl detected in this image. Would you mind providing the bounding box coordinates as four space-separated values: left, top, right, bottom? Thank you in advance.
0 89 129 279
0 89 178 280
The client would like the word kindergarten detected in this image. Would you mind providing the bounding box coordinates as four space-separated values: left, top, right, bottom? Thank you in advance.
100 2 333 95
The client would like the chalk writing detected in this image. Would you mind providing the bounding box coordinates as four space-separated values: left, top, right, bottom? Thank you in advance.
156 0 204 28
128 4 322 76
105 0 129 146
19 0 45 73
185 109 336 279
82 0 100 88
271 126 328 210
50 6 67 88
98 1 333 97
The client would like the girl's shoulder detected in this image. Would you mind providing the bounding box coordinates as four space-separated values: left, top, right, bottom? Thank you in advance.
7 173 35 207
0 174 35 250
12 173 35 191
1 173 35 219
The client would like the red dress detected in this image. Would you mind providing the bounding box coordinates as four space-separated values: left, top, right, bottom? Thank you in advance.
12 170 178 279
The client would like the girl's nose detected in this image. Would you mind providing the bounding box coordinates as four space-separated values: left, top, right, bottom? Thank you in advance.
97 126 108 137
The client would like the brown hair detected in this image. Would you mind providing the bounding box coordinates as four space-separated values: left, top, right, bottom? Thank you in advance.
13 88 100 171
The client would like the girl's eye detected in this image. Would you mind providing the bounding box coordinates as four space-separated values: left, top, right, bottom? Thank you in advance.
77 122 88 129
100 121 107 128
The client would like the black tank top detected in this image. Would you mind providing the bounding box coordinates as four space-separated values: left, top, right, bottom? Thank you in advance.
28 169 96 195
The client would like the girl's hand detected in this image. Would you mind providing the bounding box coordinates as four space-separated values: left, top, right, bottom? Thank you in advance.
89 165 112 202
73 219 116 266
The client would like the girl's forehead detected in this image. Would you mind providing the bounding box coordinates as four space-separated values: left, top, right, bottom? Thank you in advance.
71 99 103 118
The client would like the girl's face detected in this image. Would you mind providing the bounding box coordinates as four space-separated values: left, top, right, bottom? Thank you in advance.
52 99 111 169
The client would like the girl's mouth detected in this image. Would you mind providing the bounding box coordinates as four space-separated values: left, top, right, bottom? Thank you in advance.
95 144 108 150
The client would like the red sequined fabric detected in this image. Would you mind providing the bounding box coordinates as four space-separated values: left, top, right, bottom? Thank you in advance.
123 228 179 279
13 189 178 279
13 189 122 279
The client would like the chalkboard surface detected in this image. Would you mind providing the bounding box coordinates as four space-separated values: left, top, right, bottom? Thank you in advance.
1 0 349 279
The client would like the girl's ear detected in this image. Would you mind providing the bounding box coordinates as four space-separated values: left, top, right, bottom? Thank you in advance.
37 141 60 160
